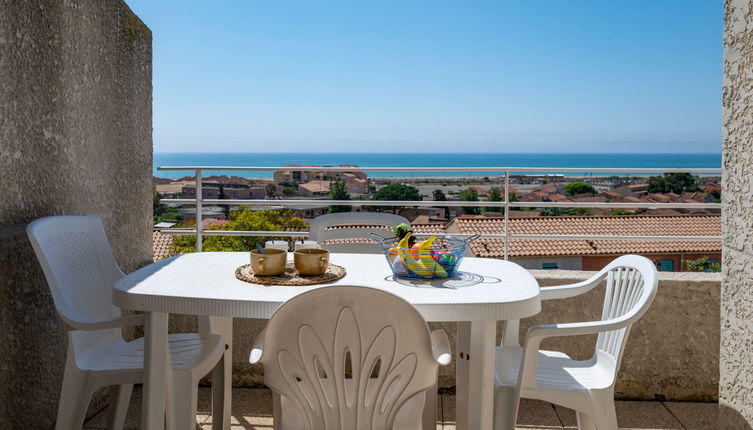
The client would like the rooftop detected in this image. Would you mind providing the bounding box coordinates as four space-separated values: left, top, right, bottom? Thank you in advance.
450 214 721 258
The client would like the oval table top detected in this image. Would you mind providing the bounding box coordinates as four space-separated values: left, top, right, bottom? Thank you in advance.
114 252 541 322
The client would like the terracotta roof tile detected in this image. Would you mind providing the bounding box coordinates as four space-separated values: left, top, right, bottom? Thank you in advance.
412 223 446 234
453 214 720 258
152 230 175 262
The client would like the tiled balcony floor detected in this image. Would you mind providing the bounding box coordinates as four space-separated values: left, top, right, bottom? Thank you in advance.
83 387 719 430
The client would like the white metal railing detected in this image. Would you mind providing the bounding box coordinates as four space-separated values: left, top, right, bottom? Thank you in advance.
158 166 722 259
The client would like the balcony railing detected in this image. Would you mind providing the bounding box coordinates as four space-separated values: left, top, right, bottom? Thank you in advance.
158 166 722 259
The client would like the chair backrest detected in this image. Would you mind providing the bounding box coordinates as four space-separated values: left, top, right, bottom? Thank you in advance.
259 286 438 430
593 255 658 368
27 216 125 351
308 213 409 254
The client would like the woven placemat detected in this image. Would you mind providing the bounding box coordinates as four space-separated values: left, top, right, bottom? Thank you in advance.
235 262 346 286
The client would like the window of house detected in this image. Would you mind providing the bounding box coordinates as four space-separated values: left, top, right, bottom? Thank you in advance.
658 259 674 272
542 263 558 270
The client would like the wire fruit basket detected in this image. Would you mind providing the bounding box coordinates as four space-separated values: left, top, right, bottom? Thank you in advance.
369 233 480 279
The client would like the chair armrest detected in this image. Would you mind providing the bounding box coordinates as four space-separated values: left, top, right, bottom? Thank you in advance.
525 316 632 341
540 273 606 300
64 313 146 331
516 315 632 390
430 329 452 366
249 329 266 364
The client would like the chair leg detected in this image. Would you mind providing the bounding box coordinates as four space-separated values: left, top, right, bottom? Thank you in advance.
593 407 618 430
273 391 282 430
55 367 92 430
422 382 438 430
211 354 226 430
493 386 518 430
105 384 133 430
169 374 198 430
576 411 598 430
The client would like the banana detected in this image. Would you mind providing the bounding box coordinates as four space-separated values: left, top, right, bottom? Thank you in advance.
417 236 448 278
397 233 447 278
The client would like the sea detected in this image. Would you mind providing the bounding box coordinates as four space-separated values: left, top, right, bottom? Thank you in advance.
153 152 721 179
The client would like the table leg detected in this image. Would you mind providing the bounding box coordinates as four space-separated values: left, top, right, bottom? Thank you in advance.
455 321 496 430
199 316 233 430
456 322 470 430
143 312 170 430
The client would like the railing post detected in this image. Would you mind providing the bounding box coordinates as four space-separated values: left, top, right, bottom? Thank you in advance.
195 169 203 252
504 170 510 260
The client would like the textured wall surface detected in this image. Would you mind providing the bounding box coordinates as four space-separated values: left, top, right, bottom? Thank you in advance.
721 0 753 426
175 270 720 401
0 1 152 427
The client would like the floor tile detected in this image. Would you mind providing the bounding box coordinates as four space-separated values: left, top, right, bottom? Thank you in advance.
200 388 273 429
84 386 214 429
441 394 562 429
553 405 578 428
616 401 684 430
81 386 709 430
663 402 719 430
557 401 689 430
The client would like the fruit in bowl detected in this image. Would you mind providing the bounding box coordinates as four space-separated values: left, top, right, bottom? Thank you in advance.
397 233 448 278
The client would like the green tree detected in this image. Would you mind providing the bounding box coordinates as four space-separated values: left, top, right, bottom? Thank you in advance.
647 173 699 194
686 256 721 272
708 189 721 202
328 178 352 213
432 189 446 202
170 208 306 253
371 183 422 213
564 182 596 196
541 207 589 216
460 188 480 215
485 186 503 213
265 183 278 198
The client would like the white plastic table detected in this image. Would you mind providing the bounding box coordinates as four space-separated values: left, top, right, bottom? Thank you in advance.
113 252 541 430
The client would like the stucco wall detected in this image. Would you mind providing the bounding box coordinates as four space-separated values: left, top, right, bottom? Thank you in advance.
721 0 753 426
187 270 720 401
0 1 152 427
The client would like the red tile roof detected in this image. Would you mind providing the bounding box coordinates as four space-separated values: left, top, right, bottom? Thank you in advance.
451 214 721 258
152 230 175 262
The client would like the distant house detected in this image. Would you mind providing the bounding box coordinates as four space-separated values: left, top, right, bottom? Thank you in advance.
273 165 368 194
298 180 331 196
180 181 265 200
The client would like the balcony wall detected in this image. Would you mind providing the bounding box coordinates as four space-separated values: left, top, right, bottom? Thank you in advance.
721 0 753 426
0 1 152 427
177 269 720 401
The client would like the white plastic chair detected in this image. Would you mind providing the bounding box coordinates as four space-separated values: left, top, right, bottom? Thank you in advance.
249 285 451 430
493 255 658 430
27 216 226 430
308 213 409 254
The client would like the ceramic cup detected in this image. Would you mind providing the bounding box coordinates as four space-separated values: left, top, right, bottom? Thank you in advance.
250 248 287 276
264 240 289 252
294 248 329 276
294 240 321 252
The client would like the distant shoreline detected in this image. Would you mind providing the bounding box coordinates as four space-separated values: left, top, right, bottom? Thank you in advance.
153 152 722 179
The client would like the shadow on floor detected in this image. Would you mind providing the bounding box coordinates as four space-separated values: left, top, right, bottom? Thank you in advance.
83 386 720 430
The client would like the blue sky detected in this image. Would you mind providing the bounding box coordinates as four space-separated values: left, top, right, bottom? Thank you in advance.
126 1 723 153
